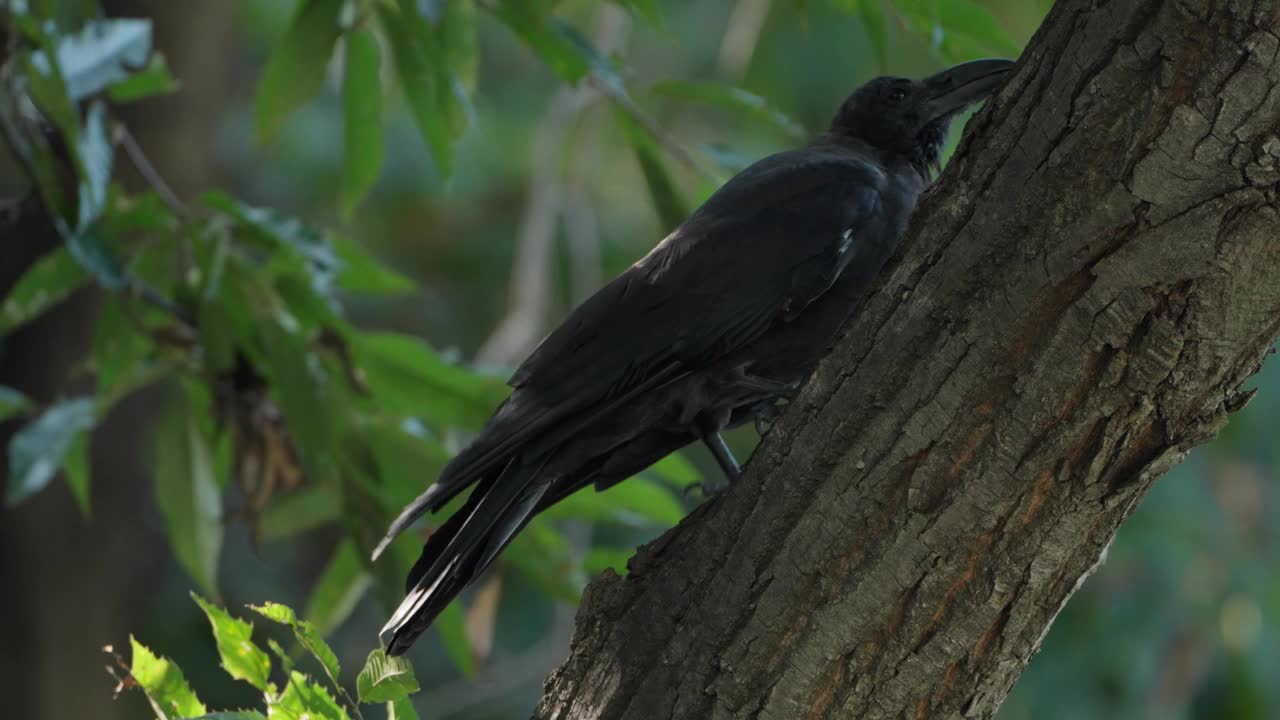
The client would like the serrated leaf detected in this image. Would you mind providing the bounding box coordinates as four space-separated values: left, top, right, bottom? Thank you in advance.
0 385 31 423
107 52 179 102
386 697 420 720
190 713 269 720
357 648 420 703
276 670 348 720
340 28 383 217
31 18 153 101
250 602 341 685
0 246 91 336
651 80 805 141
255 0 344 144
154 391 223 596
129 636 208 718
6 396 95 506
304 539 372 638
192 593 272 691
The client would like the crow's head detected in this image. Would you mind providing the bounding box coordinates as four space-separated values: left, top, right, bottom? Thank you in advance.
831 59 1014 175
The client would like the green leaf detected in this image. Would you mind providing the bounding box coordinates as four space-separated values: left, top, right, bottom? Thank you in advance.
276 670 349 720
258 486 342 541
333 236 415 295
63 431 90 518
74 100 114 232
192 593 272 690
304 539 372 638
0 385 31 423
352 332 508 429
255 0 345 145
204 191 340 294
646 450 701 488
651 80 806 141
250 601 341 685
616 0 663 26
93 296 161 407
268 637 296 678
895 0 1021 60
340 28 383 217
378 2 455 176
386 697 421 720
434 602 476 677
6 396 95 506
443 0 479 96
488 4 621 89
543 476 685 526
31 19 153 101
0 246 91 336
190 713 269 720
261 324 338 477
129 636 208 718
154 391 223 596
617 109 689 234
107 53 180 102
584 547 633 576
357 648 420 703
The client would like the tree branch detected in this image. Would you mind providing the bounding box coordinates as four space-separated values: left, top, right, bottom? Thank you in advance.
535 1 1280 718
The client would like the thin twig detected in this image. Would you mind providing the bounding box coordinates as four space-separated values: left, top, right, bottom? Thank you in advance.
115 120 187 217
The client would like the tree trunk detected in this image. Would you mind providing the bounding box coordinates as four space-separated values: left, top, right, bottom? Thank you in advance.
535 1 1280 718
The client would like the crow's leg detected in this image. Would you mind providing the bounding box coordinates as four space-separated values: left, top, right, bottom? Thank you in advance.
733 370 801 399
694 413 740 496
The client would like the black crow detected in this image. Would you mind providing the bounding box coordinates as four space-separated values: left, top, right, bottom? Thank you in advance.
375 58 1014 655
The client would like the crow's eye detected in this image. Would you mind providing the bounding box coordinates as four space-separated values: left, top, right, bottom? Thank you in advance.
889 88 907 103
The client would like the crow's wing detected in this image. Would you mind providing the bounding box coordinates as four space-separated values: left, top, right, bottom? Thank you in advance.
373 150 887 556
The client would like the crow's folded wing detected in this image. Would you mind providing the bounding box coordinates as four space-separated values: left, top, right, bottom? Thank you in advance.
373 150 888 555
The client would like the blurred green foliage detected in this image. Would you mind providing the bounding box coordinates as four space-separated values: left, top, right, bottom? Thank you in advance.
2 0 1277 719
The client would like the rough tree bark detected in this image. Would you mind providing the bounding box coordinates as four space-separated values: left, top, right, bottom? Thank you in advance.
535 1 1280 718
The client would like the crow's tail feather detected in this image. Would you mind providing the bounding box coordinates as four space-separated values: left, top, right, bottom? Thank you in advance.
380 455 550 656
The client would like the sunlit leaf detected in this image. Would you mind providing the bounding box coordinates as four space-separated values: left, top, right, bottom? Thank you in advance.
129 636 208 718
340 28 383 217
0 246 90 336
276 669 348 720
255 0 344 144
192 593 272 690
386 697 420 720
6 396 95 506
155 390 223 596
651 80 806 141
250 601 341 684
357 648 420 703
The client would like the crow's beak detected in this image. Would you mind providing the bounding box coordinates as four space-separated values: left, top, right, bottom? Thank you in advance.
922 58 1015 122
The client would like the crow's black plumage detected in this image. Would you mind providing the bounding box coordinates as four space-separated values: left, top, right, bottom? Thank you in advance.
375 59 1014 655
